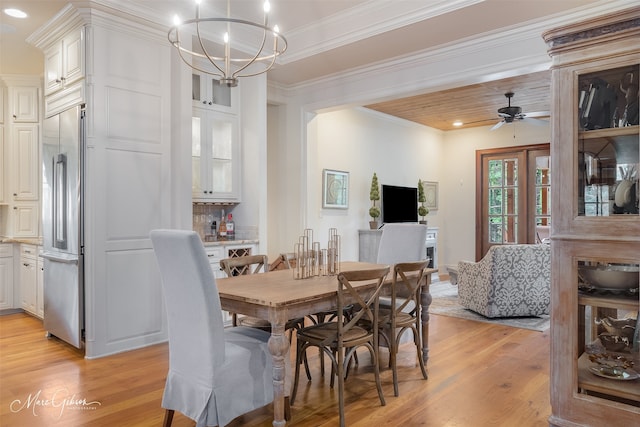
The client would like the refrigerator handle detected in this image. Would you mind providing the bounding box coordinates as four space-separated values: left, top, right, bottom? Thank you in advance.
53 153 68 250
41 252 78 264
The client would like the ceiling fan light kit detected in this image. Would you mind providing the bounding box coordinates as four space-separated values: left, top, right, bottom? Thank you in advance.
491 91 549 131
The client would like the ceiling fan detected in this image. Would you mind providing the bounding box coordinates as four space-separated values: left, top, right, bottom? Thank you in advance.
491 92 549 130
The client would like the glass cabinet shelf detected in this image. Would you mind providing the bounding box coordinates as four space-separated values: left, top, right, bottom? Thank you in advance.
576 259 639 407
578 126 639 217
578 64 639 131
577 64 639 218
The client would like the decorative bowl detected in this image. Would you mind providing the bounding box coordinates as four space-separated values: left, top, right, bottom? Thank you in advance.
578 264 640 290
598 333 631 352
595 317 636 340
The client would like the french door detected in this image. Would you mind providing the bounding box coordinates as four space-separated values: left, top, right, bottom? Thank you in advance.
476 144 550 260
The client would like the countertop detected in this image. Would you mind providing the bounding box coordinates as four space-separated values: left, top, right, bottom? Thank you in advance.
0 237 258 247
0 237 43 245
202 239 258 247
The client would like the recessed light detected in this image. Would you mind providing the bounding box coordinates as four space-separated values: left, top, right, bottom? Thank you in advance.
4 8 27 19
453 121 463 127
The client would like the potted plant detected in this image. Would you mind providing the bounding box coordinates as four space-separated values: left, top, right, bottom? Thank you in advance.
369 172 380 229
418 179 429 224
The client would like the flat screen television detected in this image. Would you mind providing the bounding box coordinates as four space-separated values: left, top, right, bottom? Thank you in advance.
382 184 418 223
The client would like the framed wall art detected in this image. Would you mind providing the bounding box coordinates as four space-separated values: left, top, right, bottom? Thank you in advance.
423 181 438 211
322 169 349 209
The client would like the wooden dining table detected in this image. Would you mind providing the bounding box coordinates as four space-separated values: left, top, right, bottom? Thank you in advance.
216 261 436 427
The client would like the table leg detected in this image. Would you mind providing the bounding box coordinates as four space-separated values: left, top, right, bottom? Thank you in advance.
419 274 432 365
268 310 289 427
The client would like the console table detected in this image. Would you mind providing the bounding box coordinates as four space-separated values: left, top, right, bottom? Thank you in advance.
358 227 438 274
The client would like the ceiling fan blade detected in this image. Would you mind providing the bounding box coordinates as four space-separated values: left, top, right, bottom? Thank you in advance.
524 111 551 118
522 117 549 126
490 121 505 131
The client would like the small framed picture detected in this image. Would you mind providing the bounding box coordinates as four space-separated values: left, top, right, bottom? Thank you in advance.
322 169 349 209
424 181 438 211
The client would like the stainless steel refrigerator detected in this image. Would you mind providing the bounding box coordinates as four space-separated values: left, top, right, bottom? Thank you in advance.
41 104 85 349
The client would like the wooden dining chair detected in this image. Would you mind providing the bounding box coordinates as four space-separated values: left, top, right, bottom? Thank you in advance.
378 260 429 396
220 254 269 278
291 266 390 427
149 230 284 427
275 251 355 377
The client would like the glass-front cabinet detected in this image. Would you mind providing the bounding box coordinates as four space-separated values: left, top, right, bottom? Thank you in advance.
192 108 241 202
578 65 639 218
544 7 639 427
192 72 232 110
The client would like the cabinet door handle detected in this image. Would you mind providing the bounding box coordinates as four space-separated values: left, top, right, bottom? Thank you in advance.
23 263 30 267
60 76 66 81
55 79 62 83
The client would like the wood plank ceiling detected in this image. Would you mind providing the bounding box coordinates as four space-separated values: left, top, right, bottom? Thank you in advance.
365 70 551 131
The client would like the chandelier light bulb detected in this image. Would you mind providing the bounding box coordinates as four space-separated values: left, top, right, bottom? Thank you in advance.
224 32 229 44
172 15 181 26
273 25 280 34
264 1 271 13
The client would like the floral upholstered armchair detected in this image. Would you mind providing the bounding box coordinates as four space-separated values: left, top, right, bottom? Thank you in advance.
457 244 551 318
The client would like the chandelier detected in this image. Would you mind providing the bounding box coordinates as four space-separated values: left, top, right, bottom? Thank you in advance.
168 0 287 87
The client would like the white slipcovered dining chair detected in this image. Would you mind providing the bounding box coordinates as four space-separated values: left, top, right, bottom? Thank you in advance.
376 223 428 266
375 223 429 365
150 230 284 427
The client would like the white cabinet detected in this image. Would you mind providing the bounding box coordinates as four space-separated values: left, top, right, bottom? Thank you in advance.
0 86 4 124
37 249 44 318
0 77 41 239
0 244 14 310
0 123 5 204
20 244 38 316
44 27 85 96
192 108 241 202
10 122 40 237
11 124 39 201
9 87 39 123
191 70 236 112
11 203 39 238
0 87 4 204
205 245 226 279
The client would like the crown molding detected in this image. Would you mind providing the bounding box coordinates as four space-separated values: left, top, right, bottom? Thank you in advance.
282 0 483 64
272 0 638 107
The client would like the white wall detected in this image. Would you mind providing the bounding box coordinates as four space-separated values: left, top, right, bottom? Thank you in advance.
440 119 551 268
304 107 443 262
231 74 268 252
280 107 552 272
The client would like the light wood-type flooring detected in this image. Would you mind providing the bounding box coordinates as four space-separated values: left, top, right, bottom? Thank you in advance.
0 312 551 426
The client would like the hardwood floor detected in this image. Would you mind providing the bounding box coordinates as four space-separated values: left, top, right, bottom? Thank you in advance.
0 312 551 426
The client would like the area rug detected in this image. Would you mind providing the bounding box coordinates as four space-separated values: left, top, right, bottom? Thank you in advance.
428 280 550 332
